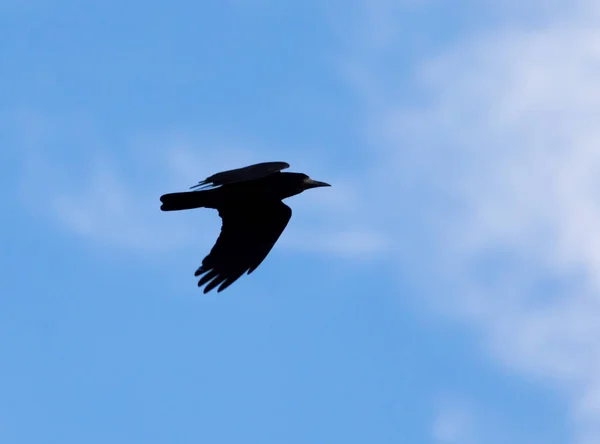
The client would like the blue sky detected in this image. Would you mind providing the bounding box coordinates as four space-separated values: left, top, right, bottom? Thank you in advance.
3 1 600 443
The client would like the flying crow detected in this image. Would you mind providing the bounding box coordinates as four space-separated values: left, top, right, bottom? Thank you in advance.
159 161 330 293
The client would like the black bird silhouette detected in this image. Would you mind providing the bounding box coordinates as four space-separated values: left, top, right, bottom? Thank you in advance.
159 162 331 293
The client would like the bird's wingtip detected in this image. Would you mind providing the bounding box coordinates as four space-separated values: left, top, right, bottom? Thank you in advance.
189 180 209 190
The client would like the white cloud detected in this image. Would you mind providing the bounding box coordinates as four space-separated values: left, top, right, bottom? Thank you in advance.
344 1 600 442
281 228 388 258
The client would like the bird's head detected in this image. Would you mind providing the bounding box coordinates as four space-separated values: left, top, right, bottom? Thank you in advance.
278 172 331 198
300 174 331 190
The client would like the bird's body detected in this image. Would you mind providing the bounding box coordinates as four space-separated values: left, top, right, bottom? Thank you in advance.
159 162 330 293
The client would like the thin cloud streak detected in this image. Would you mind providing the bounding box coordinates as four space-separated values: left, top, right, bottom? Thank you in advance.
11 111 385 258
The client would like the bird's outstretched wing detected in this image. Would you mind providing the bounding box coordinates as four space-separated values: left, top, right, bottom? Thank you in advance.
195 200 292 293
189 161 290 190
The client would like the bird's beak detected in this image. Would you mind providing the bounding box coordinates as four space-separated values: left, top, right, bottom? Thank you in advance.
303 178 331 189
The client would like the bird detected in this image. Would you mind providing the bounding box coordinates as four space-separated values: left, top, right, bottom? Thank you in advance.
159 161 331 293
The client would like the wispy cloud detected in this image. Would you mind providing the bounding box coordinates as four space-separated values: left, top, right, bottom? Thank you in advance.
10 110 386 258
432 399 475 444
341 0 600 442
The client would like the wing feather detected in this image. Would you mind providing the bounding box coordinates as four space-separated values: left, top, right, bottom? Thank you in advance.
190 161 290 190
194 201 292 293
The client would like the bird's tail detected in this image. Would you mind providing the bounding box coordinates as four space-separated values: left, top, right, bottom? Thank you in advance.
159 190 217 211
